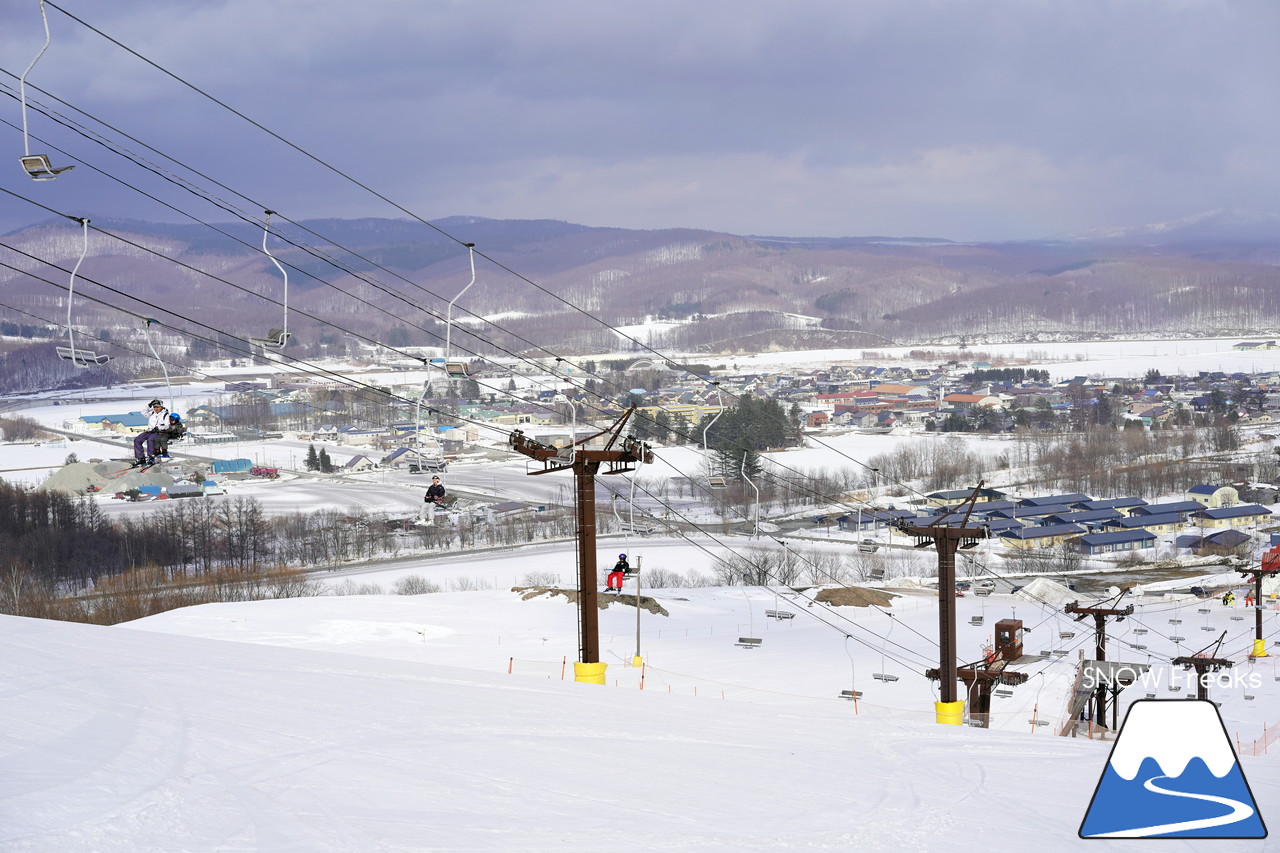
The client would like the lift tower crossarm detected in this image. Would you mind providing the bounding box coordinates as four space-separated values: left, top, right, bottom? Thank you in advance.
507 407 653 665
1173 631 1234 702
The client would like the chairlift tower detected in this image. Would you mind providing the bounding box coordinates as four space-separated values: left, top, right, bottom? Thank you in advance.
1173 632 1233 703
1239 546 1280 658
898 483 987 725
1064 599 1134 726
508 407 653 683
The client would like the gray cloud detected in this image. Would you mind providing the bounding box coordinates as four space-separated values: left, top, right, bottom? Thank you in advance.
2 0 1278 240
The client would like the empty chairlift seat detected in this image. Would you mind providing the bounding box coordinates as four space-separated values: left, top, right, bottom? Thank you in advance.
252 328 291 349
21 154 74 180
735 637 762 649
56 345 109 366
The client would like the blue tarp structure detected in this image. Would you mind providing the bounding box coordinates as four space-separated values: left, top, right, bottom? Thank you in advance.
210 458 252 474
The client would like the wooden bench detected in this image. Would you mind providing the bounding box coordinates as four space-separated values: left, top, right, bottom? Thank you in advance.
735 637 762 649
838 689 863 700
765 609 795 620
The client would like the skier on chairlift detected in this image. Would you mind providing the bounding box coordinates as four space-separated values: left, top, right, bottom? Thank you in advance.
607 554 629 592
131 399 168 466
154 413 185 460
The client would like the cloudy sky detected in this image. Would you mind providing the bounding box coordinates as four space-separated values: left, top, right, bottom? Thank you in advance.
1 0 1277 241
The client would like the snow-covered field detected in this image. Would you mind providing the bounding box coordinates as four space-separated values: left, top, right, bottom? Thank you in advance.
717 337 1280 380
4 552 1278 851
5 339 1280 849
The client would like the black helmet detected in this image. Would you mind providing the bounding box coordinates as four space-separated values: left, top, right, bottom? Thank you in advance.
148 399 164 408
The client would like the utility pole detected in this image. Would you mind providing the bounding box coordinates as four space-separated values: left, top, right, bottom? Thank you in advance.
1240 546 1279 658
507 407 652 684
899 483 987 725
1064 598 1134 726
1173 632 1233 702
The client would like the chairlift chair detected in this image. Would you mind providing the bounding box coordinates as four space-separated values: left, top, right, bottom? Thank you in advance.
20 153 73 180
994 688 1013 698
18 2 74 181
700 381 727 490
441 243 477 373
56 217 108 367
1133 628 1148 635
257 211 291 348
872 614 899 682
1059 631 1075 639
443 360 473 379
868 567 886 581
1170 635 1185 642
970 616 984 626
55 345 109 366
251 328 291 349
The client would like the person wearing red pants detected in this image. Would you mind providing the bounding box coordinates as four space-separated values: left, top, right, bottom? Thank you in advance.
607 554 629 592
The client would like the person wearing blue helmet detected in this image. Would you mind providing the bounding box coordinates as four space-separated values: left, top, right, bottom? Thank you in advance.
153 412 186 461
607 553 629 592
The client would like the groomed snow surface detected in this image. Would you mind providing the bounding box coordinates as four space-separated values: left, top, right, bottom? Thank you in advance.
5 556 1278 851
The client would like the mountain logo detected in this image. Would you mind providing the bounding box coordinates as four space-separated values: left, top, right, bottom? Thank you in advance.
1079 699 1267 839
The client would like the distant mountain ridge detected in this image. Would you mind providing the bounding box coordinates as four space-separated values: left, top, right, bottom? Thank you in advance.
1059 209 1280 245
3 210 1280 358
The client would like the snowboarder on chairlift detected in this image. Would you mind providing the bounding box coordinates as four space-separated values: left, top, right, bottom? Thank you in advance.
607 554 629 592
154 413 186 460
131 399 168 466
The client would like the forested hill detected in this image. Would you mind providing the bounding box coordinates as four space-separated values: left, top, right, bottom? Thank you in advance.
3 210 1280 364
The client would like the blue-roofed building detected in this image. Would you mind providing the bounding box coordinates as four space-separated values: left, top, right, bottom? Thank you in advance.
990 505 1075 522
1102 514 1182 534
1177 529 1254 551
981 517 1025 535
1131 501 1202 521
1186 484 1239 508
1043 509 1124 530
1073 530 1157 554
964 500 1019 517
1018 493 1092 507
1076 497 1148 514
998 523 1085 549
1193 505 1274 529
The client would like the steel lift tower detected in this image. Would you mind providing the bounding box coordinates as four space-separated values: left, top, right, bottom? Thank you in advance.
507 407 653 683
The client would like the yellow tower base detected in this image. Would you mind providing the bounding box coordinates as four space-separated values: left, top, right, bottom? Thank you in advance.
1253 638 1269 658
935 700 965 726
573 661 607 684
632 655 643 667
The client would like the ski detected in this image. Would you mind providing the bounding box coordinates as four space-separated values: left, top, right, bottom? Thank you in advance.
107 459 167 478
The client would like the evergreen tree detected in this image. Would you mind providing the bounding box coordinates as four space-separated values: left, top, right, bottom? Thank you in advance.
305 444 319 471
318 448 333 473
